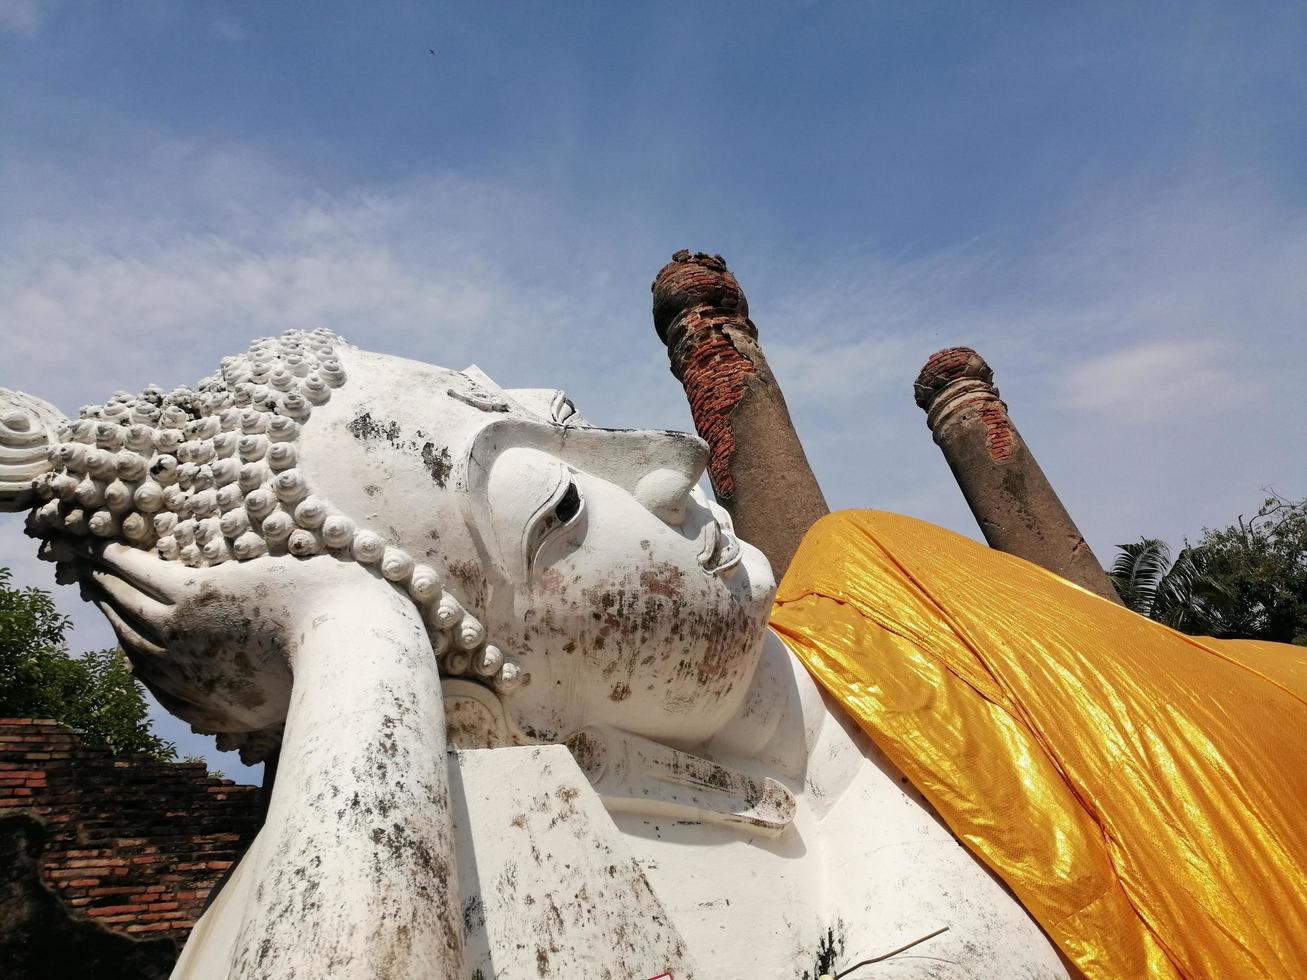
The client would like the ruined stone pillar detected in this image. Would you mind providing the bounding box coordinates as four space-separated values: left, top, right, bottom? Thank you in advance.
652 250 828 577
914 347 1122 604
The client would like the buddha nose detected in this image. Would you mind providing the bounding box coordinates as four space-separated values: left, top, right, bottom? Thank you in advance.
558 427 708 527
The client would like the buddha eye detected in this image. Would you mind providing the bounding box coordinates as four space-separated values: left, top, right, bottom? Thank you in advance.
554 482 581 523
526 476 584 574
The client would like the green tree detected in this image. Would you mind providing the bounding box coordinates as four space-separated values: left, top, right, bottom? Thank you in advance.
1196 493 1307 646
0 566 175 759
1109 538 1229 635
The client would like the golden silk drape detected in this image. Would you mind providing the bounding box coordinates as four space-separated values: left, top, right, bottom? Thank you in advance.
769 510 1307 979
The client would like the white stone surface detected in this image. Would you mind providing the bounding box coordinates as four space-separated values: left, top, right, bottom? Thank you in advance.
451 745 701 980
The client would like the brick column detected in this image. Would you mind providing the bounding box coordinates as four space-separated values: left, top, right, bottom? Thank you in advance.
913 348 1122 604
652 250 828 577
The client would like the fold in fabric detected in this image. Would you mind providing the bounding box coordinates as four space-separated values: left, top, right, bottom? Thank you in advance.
770 511 1307 979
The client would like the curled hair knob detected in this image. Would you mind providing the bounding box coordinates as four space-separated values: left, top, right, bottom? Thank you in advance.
51 473 78 502
473 644 504 678
445 649 471 676
121 512 154 546
244 486 276 520
233 531 267 561
238 434 268 461
62 507 89 536
239 462 271 493
493 661 524 695
429 628 452 655
350 529 385 564
89 509 119 538
115 450 147 481
219 508 250 538
104 479 134 514
456 615 485 651
172 518 197 546
261 510 294 542
202 536 232 564
288 528 323 557
294 495 329 530
321 515 355 550
216 484 243 512
149 455 179 486
267 443 297 471
134 482 164 513
434 593 463 628
381 547 414 583
75 478 105 508
409 564 441 603
194 516 222 545
272 469 307 504
87 450 118 480
212 431 239 459
124 424 154 453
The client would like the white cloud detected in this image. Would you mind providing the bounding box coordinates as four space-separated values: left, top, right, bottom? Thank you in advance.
211 16 243 41
0 0 45 37
1058 339 1246 416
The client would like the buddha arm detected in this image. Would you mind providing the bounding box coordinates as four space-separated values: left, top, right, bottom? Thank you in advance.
229 583 463 980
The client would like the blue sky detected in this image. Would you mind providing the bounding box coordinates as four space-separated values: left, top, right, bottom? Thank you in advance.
3 1 1305 780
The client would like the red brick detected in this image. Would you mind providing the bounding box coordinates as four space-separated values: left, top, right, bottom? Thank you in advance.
88 903 149 916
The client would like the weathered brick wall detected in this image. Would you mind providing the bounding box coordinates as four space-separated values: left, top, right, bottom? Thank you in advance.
0 718 263 944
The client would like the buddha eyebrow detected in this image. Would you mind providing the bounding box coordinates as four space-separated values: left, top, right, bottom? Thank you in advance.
446 382 509 413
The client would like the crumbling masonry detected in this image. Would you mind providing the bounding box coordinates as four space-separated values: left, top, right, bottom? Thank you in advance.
652 251 829 577
914 347 1121 604
0 718 263 975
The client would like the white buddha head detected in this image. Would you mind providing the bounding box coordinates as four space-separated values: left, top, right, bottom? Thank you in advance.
7 331 777 752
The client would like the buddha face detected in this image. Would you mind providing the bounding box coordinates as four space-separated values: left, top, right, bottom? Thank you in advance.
468 426 777 746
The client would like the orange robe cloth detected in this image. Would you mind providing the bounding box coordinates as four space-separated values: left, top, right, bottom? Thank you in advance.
769 510 1307 979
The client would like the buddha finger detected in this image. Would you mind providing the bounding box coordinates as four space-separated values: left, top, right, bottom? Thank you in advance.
90 568 173 630
90 541 180 606
94 599 169 659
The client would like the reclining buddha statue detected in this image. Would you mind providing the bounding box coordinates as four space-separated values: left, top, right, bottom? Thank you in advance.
2 329 1303 979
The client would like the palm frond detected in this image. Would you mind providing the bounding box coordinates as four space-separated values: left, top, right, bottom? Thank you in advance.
1110 538 1172 615
1153 546 1233 633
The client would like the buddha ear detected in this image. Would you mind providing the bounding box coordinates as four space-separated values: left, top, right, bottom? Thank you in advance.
0 388 67 512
